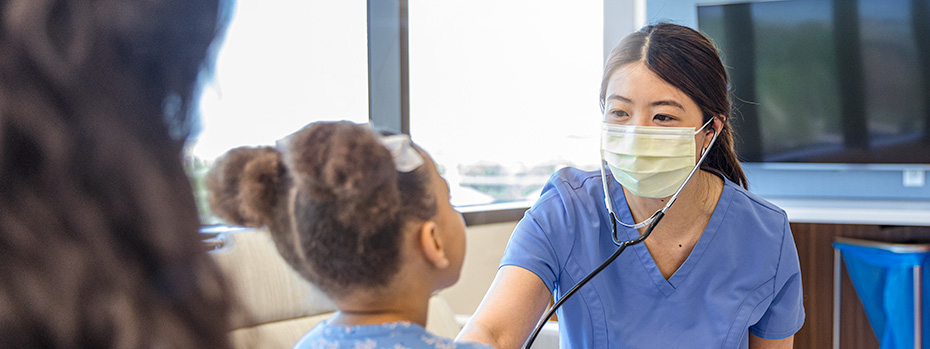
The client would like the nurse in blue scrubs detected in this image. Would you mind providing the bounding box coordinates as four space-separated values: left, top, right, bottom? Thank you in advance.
458 23 805 348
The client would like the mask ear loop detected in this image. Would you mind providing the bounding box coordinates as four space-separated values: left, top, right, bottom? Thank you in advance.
603 120 721 245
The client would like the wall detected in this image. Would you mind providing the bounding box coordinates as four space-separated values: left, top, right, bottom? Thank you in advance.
644 0 700 28
440 221 519 315
603 0 643 61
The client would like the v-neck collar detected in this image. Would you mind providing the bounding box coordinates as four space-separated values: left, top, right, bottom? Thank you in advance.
612 176 734 297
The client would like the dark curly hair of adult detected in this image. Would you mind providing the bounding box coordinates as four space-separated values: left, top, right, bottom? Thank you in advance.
0 0 233 347
206 121 437 296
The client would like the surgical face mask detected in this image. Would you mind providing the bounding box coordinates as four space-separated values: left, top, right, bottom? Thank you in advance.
600 119 713 199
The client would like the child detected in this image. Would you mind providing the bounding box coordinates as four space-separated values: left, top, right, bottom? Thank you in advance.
206 121 492 349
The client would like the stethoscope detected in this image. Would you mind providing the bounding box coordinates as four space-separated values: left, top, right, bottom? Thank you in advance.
522 122 721 349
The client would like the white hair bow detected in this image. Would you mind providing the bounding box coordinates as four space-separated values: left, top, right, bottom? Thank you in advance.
379 134 424 172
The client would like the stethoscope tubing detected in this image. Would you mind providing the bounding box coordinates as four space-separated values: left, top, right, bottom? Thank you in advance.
521 210 665 349
521 127 720 349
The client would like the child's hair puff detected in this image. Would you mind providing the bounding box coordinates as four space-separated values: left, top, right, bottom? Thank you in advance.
206 121 437 295
206 146 285 228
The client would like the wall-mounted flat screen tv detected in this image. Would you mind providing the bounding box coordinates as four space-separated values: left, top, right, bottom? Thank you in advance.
697 0 930 164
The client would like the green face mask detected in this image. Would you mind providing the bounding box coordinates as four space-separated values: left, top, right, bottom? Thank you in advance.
600 120 712 198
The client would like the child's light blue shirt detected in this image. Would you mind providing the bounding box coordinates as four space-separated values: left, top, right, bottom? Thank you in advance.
294 320 493 349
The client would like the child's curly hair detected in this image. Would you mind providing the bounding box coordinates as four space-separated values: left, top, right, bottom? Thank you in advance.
206 121 437 295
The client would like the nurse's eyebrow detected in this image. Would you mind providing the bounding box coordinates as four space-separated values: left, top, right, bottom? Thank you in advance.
651 100 685 110
607 94 632 103
607 95 685 110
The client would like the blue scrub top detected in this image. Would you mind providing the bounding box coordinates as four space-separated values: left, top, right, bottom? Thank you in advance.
501 168 805 348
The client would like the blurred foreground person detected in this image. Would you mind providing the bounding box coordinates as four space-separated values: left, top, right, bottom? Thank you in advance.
0 0 234 347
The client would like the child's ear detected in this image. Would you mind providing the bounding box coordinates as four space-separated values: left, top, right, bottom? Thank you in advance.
418 221 450 269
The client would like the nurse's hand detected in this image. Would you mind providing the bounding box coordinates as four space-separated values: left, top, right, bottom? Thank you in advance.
456 266 552 349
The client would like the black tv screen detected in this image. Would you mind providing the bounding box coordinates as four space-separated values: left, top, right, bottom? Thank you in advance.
697 0 930 164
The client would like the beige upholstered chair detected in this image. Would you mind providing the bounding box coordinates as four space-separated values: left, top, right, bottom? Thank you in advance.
209 228 462 348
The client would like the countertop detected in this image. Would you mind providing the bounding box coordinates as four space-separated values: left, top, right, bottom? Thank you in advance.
767 197 930 226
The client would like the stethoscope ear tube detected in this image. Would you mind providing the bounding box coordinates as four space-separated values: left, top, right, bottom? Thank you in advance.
521 210 666 349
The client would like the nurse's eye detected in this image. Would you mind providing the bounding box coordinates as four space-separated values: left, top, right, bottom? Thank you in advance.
606 109 629 121
653 114 676 122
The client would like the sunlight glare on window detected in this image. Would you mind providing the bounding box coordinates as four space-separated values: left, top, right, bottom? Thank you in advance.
409 0 605 207
187 0 368 223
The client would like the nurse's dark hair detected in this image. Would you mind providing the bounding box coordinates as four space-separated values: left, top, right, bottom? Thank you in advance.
0 0 233 347
206 121 437 296
600 22 748 188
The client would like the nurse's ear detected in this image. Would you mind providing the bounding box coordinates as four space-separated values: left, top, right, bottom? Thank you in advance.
702 115 725 149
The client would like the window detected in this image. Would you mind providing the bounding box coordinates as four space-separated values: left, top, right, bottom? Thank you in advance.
408 0 606 208
188 1 622 224
187 0 368 224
